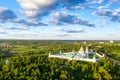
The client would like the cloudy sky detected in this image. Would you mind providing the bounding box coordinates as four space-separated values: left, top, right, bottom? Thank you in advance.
0 0 120 40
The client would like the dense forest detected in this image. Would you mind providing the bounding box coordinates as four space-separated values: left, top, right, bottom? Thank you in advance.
0 40 120 80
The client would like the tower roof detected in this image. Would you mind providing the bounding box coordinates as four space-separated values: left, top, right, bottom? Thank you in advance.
78 46 84 53
85 46 88 53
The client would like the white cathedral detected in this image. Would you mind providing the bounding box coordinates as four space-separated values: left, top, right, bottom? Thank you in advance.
49 46 104 63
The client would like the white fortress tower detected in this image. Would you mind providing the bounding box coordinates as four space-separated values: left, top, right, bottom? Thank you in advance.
85 46 89 58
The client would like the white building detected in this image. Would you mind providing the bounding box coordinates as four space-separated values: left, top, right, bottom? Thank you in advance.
49 46 104 63
5 59 9 64
110 40 114 44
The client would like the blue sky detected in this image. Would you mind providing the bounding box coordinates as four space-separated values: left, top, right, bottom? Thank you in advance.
0 0 120 40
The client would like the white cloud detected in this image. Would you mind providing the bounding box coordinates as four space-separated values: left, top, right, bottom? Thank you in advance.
56 27 86 33
108 0 118 5
0 24 29 31
0 7 17 21
100 21 109 27
49 12 95 27
94 9 112 18
98 0 104 3
98 6 108 9
94 8 120 22
17 0 57 23
0 31 7 34
18 0 56 10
